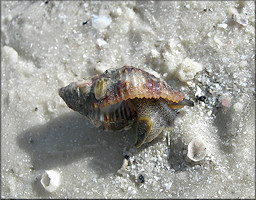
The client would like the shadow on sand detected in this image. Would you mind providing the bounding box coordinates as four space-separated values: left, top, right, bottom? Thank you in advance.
17 112 135 178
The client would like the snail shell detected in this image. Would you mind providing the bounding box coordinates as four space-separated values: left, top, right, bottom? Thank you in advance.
59 66 194 147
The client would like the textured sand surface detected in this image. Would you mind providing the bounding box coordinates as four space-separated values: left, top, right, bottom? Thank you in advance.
1 1 255 198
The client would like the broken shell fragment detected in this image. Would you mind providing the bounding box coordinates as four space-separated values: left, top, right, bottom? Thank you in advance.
92 15 112 30
41 170 61 192
187 139 207 162
117 155 130 176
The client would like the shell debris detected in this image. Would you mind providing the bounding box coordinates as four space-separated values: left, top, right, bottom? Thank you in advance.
92 15 112 30
186 139 207 163
41 170 61 193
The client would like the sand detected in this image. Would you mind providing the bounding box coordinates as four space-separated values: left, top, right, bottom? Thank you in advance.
1 1 255 198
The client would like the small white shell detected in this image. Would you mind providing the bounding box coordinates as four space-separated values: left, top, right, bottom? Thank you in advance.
187 139 207 162
41 170 61 192
92 15 112 30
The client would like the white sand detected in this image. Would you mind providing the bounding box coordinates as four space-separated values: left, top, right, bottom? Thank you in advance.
1 1 255 198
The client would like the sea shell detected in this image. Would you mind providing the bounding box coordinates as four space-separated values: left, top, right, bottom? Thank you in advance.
59 66 194 148
186 139 207 162
41 170 61 193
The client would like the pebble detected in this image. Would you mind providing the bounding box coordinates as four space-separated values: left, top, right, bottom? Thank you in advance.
139 174 145 183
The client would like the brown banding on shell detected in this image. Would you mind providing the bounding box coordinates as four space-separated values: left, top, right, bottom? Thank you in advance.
97 66 185 108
